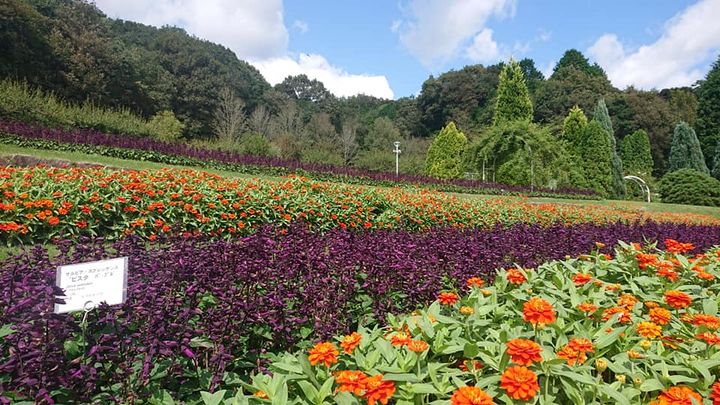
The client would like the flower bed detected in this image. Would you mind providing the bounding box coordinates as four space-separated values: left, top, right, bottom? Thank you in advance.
2 226 720 402
229 241 720 404
0 120 600 199
1 166 717 244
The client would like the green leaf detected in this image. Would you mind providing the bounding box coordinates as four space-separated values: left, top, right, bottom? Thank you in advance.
595 326 626 350
463 342 480 358
271 382 288 405
0 324 15 338
408 383 439 395
598 384 631 405
317 377 335 403
200 390 227 405
639 379 664 392
297 381 319 403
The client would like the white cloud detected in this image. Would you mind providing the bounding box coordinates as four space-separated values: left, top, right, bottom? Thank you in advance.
93 0 395 98
395 0 516 67
465 29 500 62
293 20 309 34
587 0 720 89
94 0 288 60
252 54 395 99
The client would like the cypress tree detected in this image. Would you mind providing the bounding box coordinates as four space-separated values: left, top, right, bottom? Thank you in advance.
493 60 533 125
620 129 654 177
668 122 709 174
697 55 720 168
713 141 720 180
593 98 626 199
562 105 587 152
426 122 468 179
580 120 614 196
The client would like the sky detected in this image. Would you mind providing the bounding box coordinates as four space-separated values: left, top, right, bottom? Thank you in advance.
93 0 720 100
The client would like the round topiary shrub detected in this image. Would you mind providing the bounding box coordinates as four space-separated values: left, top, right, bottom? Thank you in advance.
659 168 720 206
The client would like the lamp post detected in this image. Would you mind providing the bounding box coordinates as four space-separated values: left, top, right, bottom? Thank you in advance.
393 141 401 176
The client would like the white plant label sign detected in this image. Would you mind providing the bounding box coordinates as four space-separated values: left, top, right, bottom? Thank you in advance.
54 257 128 314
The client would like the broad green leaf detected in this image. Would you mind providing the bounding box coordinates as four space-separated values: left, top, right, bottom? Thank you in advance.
200 390 226 405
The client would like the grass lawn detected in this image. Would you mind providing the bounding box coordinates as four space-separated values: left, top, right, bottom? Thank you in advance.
0 144 281 181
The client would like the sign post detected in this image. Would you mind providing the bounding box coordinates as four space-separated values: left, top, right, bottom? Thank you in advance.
54 257 128 314
393 141 401 176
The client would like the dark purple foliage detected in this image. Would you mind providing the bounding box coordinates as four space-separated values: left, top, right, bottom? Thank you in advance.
0 120 598 198
1 221 719 401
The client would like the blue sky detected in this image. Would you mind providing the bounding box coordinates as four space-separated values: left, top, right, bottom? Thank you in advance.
96 0 720 99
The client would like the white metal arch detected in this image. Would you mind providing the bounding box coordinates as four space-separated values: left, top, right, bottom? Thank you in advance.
624 175 651 203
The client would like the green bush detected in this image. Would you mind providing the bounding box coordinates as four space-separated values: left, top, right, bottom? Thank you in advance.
425 122 467 179
147 110 184 141
659 168 720 206
239 133 271 156
0 79 163 138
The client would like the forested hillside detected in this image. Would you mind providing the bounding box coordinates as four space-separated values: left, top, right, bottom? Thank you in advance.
1 0 718 181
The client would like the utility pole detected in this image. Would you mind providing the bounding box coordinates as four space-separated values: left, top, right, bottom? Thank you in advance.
393 141 401 176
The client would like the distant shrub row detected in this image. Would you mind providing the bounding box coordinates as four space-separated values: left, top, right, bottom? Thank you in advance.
0 79 182 139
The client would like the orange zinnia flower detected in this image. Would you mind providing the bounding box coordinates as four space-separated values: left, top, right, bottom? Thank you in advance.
460 306 475 315
691 314 720 330
664 239 695 254
637 253 659 269
466 277 485 288
253 390 269 399
505 339 542 365
637 321 662 339
500 366 540 401
572 273 592 286
557 345 585 366
47 216 60 226
506 268 526 285
450 386 495 405
523 297 556 326
407 340 429 353
362 374 395 405
340 332 362 354
696 332 720 346
617 293 639 310
568 338 594 354
664 290 692 309
651 386 701 405
602 306 632 324
577 302 598 313
710 381 720 405
627 350 644 359
649 307 671 325
438 292 459 305
390 332 412 347
308 342 339 367
335 370 367 395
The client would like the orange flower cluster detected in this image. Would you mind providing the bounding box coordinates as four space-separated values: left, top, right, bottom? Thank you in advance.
505 339 542 366
340 332 362 354
651 385 702 405
522 297 556 326
664 239 695 254
438 292 459 305
308 342 339 367
500 366 539 401
450 386 495 405
557 338 594 366
572 272 592 286
664 290 692 309
335 372 395 405
506 268 527 285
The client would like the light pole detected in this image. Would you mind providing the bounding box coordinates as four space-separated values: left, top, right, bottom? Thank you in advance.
393 141 401 176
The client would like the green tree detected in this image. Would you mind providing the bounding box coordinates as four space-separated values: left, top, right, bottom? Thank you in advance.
580 120 614 196
551 49 607 79
426 122 467 179
712 141 720 180
562 105 587 151
469 120 587 189
697 55 720 168
493 60 533 125
668 122 709 174
593 98 626 199
147 110 184 141
620 130 653 177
